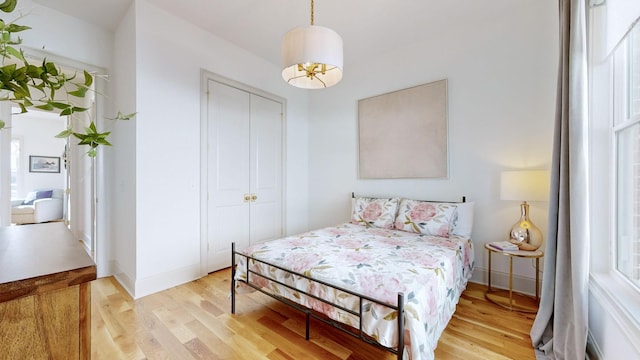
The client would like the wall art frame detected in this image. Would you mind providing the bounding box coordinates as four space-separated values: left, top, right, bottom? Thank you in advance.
358 79 448 179
29 155 61 173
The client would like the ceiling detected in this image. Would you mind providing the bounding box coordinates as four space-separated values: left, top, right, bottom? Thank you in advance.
32 0 513 68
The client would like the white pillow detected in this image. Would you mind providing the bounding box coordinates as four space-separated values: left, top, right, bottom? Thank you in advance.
452 201 475 237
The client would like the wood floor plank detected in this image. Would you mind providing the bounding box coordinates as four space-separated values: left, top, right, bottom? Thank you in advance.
91 269 536 359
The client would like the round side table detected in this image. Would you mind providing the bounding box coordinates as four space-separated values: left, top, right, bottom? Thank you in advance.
484 243 544 312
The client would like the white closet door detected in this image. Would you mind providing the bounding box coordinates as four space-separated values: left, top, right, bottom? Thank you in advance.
249 95 283 245
207 80 251 271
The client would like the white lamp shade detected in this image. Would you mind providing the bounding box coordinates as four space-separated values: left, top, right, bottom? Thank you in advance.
281 25 343 89
500 170 550 202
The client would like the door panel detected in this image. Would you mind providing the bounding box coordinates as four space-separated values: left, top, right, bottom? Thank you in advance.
249 95 283 245
207 80 251 271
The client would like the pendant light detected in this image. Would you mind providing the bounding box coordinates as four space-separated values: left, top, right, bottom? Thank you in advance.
281 0 343 89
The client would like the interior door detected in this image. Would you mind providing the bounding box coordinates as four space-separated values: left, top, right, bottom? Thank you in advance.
205 78 284 272
249 95 283 245
207 80 251 272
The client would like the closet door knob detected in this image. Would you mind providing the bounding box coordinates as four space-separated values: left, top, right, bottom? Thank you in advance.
244 194 250 202
251 194 258 202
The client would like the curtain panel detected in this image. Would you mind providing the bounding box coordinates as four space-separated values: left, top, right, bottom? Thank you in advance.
529 0 590 359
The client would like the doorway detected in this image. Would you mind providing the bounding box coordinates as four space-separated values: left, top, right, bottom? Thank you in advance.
10 109 68 223
0 51 106 273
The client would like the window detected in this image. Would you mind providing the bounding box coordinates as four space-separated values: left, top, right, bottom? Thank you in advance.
588 4 640 355
614 23 640 290
10 138 20 199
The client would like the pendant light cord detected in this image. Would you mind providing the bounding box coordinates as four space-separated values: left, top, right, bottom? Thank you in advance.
310 0 314 25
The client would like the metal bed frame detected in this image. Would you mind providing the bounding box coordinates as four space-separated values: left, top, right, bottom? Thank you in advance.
231 242 405 360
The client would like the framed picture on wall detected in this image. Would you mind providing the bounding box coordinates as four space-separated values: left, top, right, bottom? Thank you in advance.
358 79 449 179
29 155 61 173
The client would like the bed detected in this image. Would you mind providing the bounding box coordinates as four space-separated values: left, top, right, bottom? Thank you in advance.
231 196 475 360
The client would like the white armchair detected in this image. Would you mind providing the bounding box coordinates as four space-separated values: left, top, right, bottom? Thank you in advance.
11 189 64 225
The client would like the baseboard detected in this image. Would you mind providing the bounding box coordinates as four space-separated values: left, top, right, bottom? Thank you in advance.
587 330 603 360
110 260 135 298
471 266 540 296
133 263 202 299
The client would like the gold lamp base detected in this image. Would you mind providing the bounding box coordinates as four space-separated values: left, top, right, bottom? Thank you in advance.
509 202 543 251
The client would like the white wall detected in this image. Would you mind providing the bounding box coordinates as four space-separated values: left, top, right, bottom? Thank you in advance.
307 0 558 293
11 112 66 198
18 0 113 70
129 0 310 298
109 1 137 289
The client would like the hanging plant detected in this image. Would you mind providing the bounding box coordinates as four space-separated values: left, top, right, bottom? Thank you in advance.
0 0 135 157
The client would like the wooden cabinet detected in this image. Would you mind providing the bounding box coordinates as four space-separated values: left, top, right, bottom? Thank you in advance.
0 223 96 359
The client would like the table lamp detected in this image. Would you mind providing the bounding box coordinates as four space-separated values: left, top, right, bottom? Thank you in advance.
500 170 550 251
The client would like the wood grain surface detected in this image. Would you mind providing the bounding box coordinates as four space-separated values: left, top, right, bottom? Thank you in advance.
92 268 536 359
0 223 96 359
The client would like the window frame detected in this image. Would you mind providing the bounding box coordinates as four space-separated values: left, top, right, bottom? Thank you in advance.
611 29 640 291
588 10 640 349
9 137 22 199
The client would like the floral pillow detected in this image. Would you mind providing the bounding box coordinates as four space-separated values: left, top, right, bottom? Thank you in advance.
350 197 399 229
394 199 458 237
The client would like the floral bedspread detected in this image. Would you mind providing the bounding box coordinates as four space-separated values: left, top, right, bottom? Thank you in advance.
234 223 474 360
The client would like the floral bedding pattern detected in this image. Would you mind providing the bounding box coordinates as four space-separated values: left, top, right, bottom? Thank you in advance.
394 199 459 237
350 196 400 229
234 223 474 360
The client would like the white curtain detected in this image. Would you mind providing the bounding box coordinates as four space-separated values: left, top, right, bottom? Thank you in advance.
529 0 590 359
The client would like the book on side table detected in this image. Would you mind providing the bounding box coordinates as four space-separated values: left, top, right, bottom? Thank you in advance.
488 241 519 251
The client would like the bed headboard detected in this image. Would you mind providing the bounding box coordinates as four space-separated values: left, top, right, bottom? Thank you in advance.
351 192 466 203
350 193 473 237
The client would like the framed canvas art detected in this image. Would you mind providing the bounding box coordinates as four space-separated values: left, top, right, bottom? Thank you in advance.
29 156 61 173
358 79 448 179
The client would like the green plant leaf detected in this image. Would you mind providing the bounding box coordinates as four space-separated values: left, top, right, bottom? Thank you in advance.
1 63 17 74
44 61 58 76
95 138 112 146
6 24 31 33
55 128 73 138
6 46 24 61
49 101 70 110
83 70 93 87
109 111 136 121
67 85 88 97
26 64 43 78
73 133 88 140
0 0 17 13
35 103 54 111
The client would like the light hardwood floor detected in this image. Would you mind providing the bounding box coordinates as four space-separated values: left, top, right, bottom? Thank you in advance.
92 269 536 359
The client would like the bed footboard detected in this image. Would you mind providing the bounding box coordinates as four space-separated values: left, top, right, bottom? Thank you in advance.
231 242 405 360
